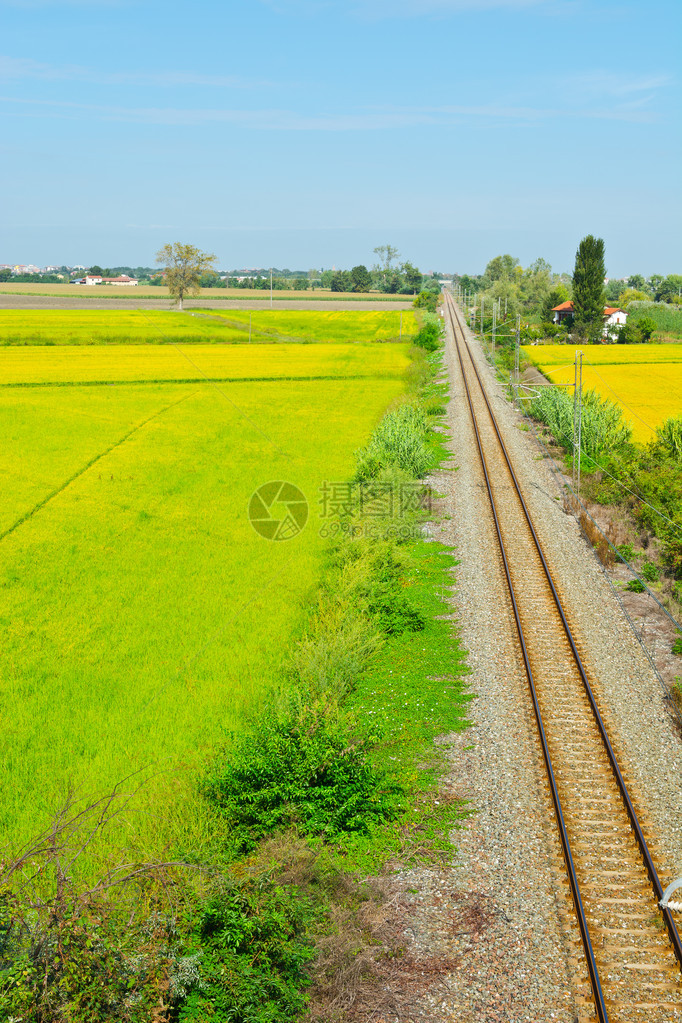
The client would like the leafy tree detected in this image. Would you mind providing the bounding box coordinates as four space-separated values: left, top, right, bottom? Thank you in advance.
617 288 649 307
373 244 400 272
484 254 519 283
88 265 104 276
350 264 372 292
605 279 625 303
572 235 606 343
413 290 438 312
0 268 11 282
401 261 422 293
458 274 481 294
628 274 648 292
156 242 218 309
656 274 682 303
330 270 352 292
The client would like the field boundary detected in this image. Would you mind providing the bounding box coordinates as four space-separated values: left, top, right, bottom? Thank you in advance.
0 389 198 544
0 373 391 389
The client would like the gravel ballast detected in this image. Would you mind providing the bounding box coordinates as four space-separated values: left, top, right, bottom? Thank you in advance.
394 312 682 1021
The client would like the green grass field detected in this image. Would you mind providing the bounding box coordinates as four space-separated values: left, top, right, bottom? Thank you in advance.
197 308 418 343
0 309 416 346
0 336 410 864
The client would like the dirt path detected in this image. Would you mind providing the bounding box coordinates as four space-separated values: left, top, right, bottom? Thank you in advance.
0 295 414 311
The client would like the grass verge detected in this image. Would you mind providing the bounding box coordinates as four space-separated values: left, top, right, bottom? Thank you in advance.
0 344 471 1023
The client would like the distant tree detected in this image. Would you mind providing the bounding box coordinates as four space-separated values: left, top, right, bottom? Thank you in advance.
350 264 372 292
373 244 400 272
156 242 218 309
457 274 482 295
628 273 648 292
572 235 606 343
401 261 422 293
484 254 520 283
320 269 334 289
617 288 650 307
413 290 438 312
198 271 225 288
88 265 104 276
656 274 682 303
307 269 318 291
604 280 625 303
0 268 11 282
330 270 352 292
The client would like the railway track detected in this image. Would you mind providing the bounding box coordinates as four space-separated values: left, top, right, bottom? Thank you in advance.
444 292 682 1021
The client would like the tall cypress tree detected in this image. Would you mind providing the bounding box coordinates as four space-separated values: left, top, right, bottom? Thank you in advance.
572 235 606 342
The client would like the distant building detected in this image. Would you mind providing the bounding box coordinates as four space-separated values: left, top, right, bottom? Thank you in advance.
76 274 138 286
551 301 627 328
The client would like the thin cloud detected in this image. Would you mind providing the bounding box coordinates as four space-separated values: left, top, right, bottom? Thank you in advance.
566 70 674 98
0 95 658 129
0 55 271 89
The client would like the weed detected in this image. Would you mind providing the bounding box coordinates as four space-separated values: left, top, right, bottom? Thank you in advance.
626 578 647 593
672 637 682 656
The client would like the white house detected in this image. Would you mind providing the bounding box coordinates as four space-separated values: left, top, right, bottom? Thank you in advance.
552 301 627 327
76 274 138 286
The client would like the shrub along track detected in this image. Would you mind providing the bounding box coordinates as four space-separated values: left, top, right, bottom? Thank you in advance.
444 292 682 1022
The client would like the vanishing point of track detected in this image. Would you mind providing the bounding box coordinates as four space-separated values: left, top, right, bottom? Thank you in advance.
444 292 682 1022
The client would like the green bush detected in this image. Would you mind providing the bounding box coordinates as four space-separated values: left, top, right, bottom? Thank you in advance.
413 290 439 312
413 319 442 352
655 416 682 460
672 636 682 656
203 711 403 857
641 560 660 582
178 877 314 1023
626 578 646 593
354 403 433 482
528 386 631 461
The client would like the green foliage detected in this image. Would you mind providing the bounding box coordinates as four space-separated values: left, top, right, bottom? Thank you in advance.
179 878 314 1022
626 301 682 340
354 403 433 481
615 316 657 344
616 542 636 562
350 264 372 292
641 560 660 582
156 242 218 308
413 317 443 352
572 235 606 341
626 578 647 592
528 385 632 461
413 289 439 312
204 712 403 857
656 416 682 459
618 288 650 307
672 636 682 656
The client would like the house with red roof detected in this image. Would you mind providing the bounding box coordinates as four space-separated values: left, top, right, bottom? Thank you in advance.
552 301 627 328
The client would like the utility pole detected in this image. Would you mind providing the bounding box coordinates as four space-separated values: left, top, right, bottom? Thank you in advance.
514 314 520 401
573 350 583 496
492 301 497 356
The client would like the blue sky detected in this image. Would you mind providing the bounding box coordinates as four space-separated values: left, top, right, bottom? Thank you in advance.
1 0 680 275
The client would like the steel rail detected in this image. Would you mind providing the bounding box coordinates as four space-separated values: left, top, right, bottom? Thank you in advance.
446 292 682 972
444 292 609 1021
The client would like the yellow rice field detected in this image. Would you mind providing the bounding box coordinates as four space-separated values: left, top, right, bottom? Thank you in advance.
0 342 411 386
523 344 682 443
